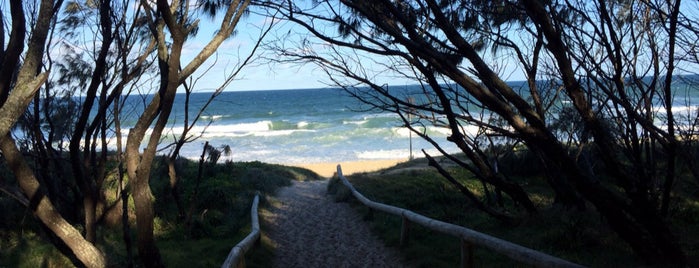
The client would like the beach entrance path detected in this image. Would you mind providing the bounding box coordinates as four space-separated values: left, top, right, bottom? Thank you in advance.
261 179 408 267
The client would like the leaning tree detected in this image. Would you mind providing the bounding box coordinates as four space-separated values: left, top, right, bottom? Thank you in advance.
0 1 108 267
0 0 260 267
261 0 698 265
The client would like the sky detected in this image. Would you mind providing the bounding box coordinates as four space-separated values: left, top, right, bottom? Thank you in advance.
183 5 535 93
16 1 524 93
191 1 699 93
180 7 423 92
5 1 697 93
180 11 342 92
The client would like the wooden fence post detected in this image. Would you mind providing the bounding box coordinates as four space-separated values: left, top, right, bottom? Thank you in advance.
400 215 410 247
461 239 473 268
364 207 374 220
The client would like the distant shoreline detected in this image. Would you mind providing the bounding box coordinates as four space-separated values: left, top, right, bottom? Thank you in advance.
292 159 407 178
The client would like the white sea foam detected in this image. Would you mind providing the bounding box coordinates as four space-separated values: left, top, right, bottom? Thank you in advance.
253 129 314 137
392 125 467 137
201 115 225 121
653 105 699 115
393 127 411 137
173 121 268 135
430 126 454 136
356 149 411 159
355 147 462 160
373 112 400 118
225 120 273 132
343 119 368 125
163 120 322 139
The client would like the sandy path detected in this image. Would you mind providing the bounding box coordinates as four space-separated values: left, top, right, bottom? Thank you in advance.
261 179 408 267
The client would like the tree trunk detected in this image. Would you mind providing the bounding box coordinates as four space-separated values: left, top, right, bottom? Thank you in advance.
520 0 686 264
68 0 114 243
125 18 184 268
124 86 164 267
167 158 186 219
122 0 251 265
186 141 210 231
114 94 134 267
0 0 55 139
1 135 106 268
577 175 685 265
537 136 686 265
131 164 163 268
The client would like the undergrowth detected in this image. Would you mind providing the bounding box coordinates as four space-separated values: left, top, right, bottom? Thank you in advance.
328 157 695 267
0 157 321 267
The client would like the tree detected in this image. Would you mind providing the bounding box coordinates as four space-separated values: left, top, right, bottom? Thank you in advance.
160 22 271 221
0 0 261 266
261 0 698 265
124 0 252 266
0 0 111 266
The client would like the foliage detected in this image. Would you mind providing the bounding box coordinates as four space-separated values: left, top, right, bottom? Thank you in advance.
0 0 268 266
332 153 699 267
261 0 699 264
0 157 319 267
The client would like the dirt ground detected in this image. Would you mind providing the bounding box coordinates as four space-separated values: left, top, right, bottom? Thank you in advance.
260 179 409 267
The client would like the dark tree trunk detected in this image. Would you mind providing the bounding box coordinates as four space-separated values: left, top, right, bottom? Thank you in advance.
1 135 106 267
167 158 186 219
520 0 687 264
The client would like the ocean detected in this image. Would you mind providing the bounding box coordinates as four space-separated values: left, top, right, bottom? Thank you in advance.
115 79 699 165
146 87 460 164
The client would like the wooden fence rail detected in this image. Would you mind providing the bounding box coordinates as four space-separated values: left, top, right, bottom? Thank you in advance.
336 165 585 268
221 193 260 268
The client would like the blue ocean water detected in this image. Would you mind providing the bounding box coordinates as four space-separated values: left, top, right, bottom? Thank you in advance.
118 78 699 165
155 87 459 164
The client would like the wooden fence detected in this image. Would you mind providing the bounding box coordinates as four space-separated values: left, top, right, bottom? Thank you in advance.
336 164 585 268
221 193 260 268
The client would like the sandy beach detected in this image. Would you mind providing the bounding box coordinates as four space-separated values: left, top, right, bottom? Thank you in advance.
292 159 406 178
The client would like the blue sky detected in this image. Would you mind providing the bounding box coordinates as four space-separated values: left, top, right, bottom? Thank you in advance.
27 0 677 93
181 12 340 92
10 1 697 93
183 12 531 93
181 9 422 92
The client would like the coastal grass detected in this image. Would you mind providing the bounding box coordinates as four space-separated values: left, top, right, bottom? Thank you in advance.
152 159 321 267
0 157 321 267
329 156 699 267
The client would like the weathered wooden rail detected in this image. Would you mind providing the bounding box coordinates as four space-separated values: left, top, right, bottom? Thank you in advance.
336 164 585 268
221 193 260 268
